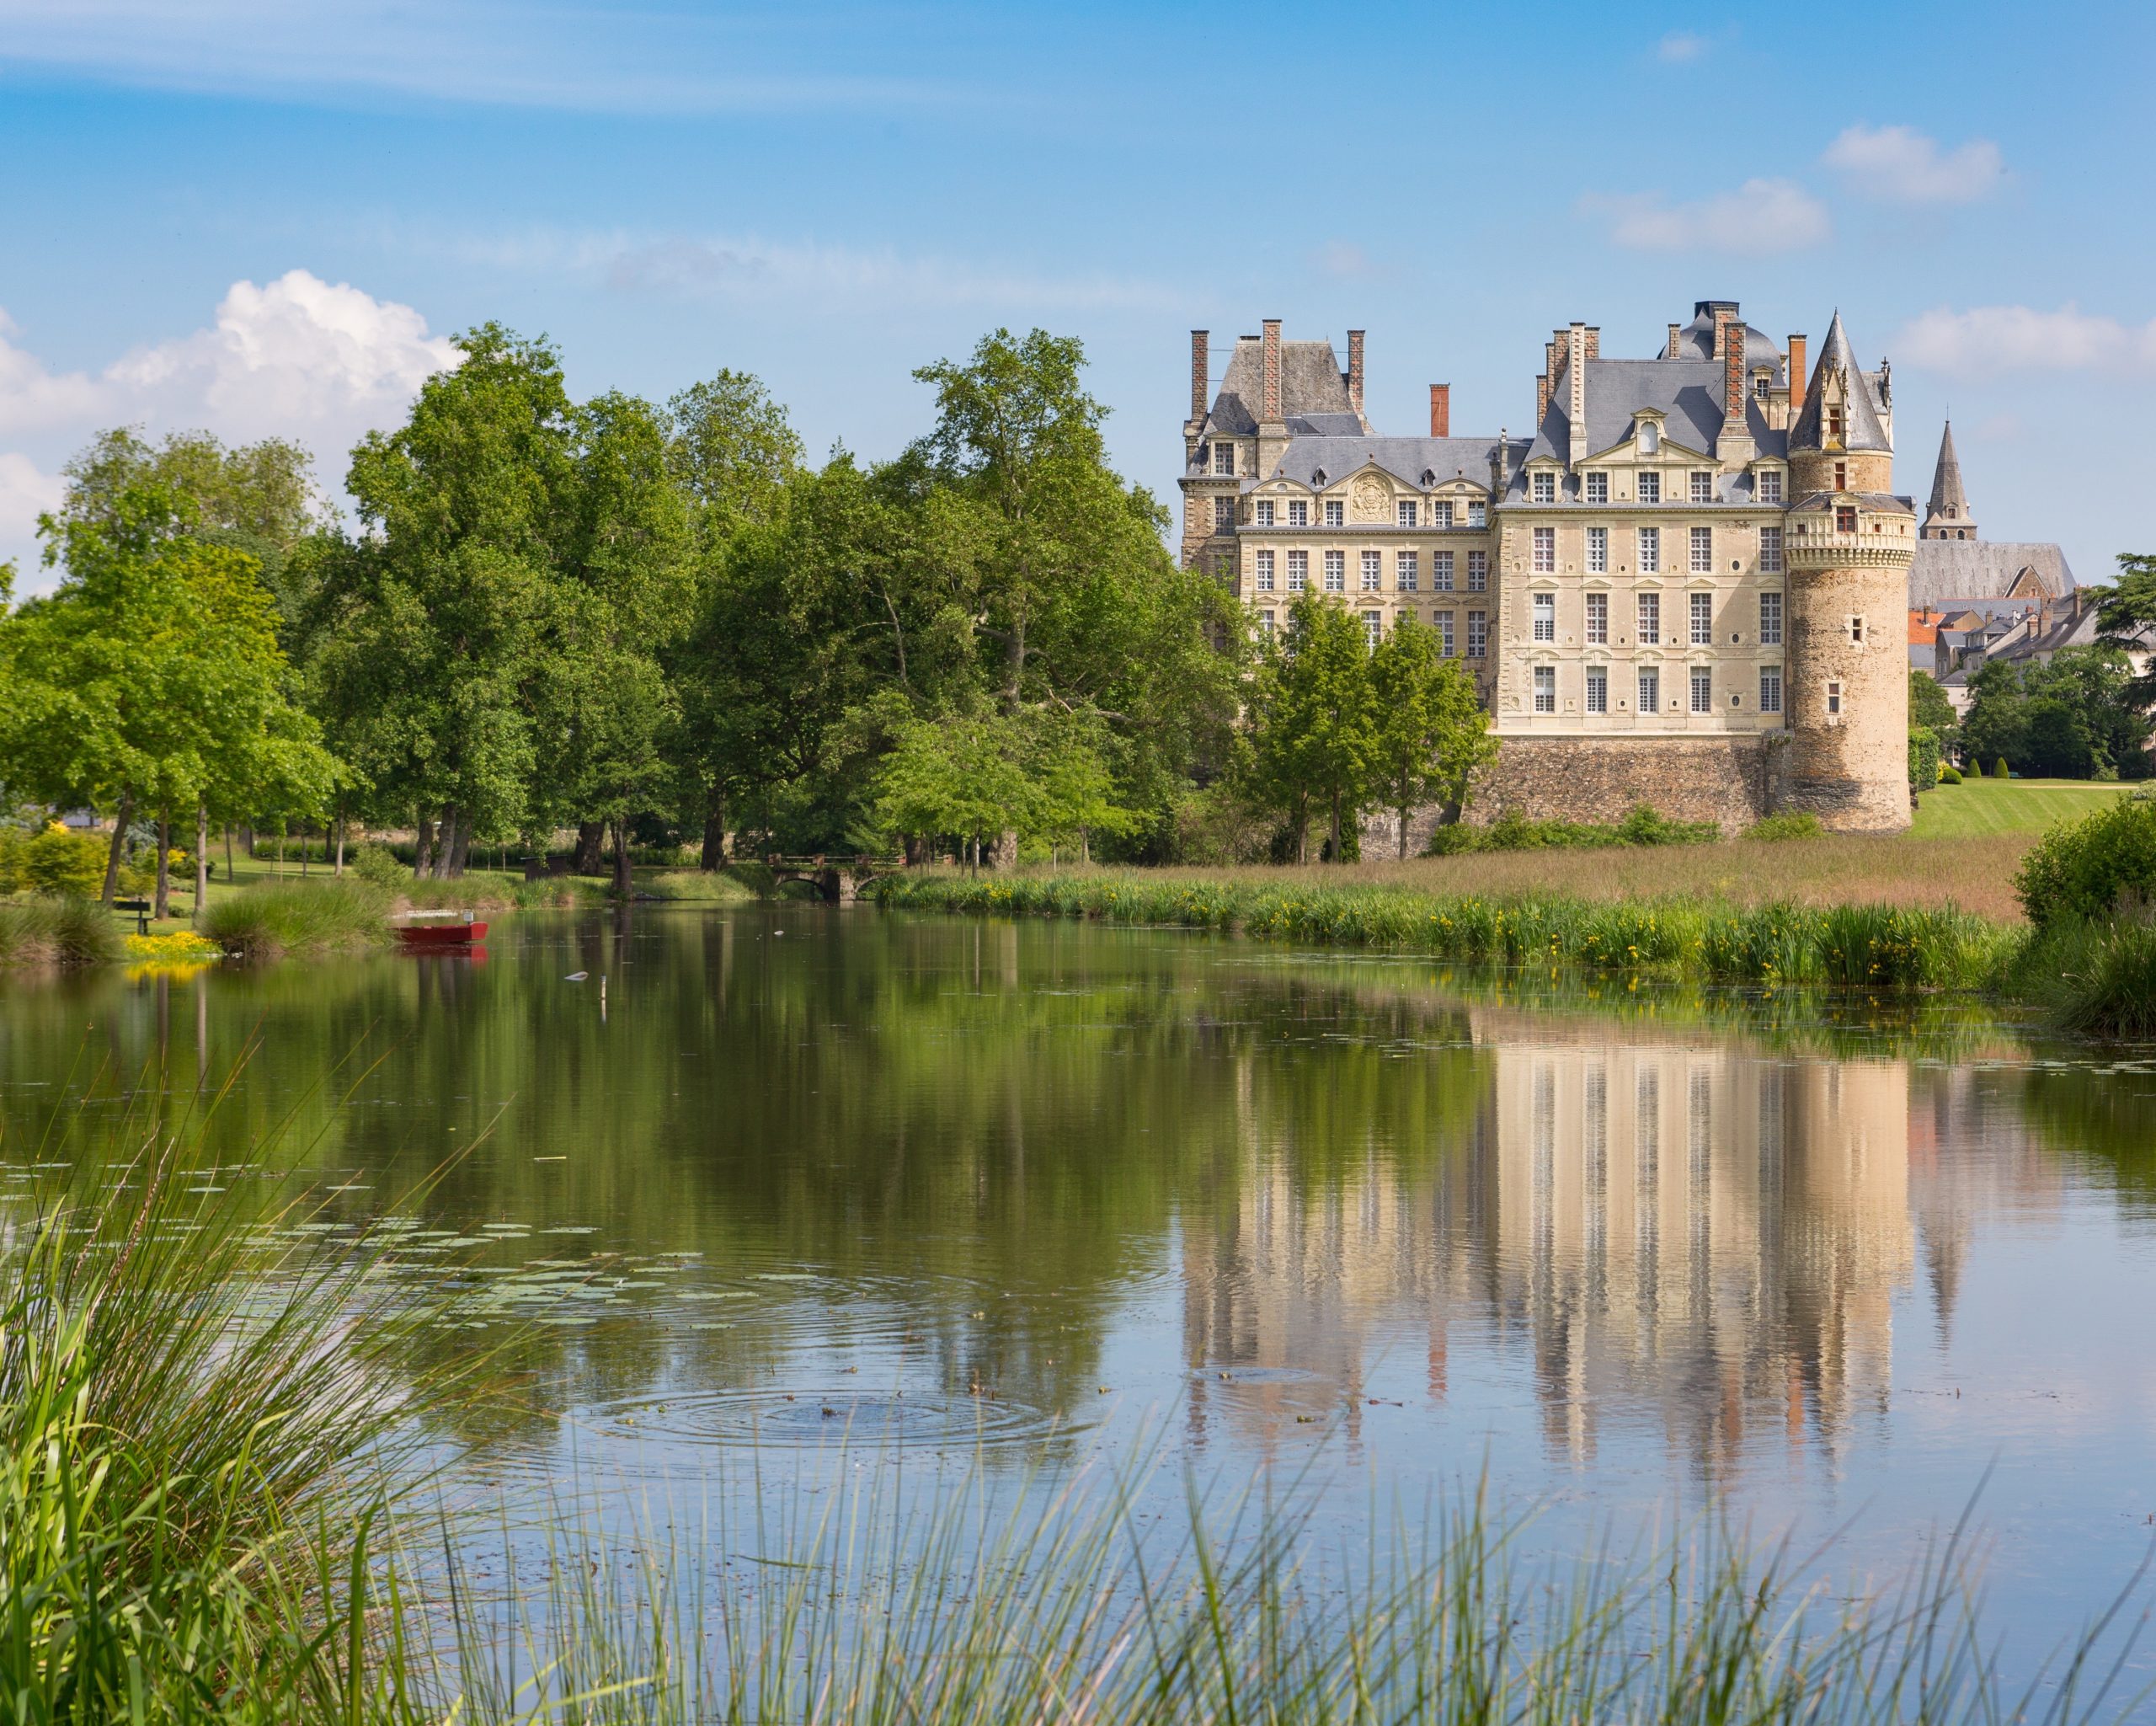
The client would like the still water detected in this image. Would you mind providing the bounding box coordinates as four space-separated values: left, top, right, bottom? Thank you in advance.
7 906 2156 1665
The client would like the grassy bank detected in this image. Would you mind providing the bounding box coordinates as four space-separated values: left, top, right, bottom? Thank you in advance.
1910 774 2138 841
202 877 396 959
0 894 122 965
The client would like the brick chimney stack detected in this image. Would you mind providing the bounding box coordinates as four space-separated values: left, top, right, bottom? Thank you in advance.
1668 322 1682 359
1584 327 1600 360
1189 330 1208 425
1716 319 1753 465
1787 334 1808 420
1428 384 1449 437
1260 319 1283 423
1711 305 1737 362
1566 322 1588 468
1346 329 1365 418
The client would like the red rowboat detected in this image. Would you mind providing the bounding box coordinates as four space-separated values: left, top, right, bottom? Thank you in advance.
394 913 489 949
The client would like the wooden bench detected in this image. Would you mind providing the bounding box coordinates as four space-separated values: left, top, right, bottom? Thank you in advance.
114 897 152 935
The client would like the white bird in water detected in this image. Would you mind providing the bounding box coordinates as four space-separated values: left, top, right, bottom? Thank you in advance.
565 971 588 982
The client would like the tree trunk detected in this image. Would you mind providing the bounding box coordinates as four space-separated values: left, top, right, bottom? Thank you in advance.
300 819 310 876
1328 789 1343 863
575 820 606 876
611 818 633 898
154 814 172 920
431 807 458 879
699 793 727 872
100 793 133 907
334 817 345 877
1080 826 1091 866
1397 787 1411 861
991 828 1017 869
194 804 210 923
414 815 435 879
224 821 234 884
447 817 471 878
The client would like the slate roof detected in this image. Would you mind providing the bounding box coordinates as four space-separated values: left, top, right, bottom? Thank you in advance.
1518 357 1789 497
1908 540 2076 609
1788 490 1914 515
1202 336 1364 438
1789 312 1892 453
1673 302 1787 374
1926 420 1972 521
1265 435 1524 492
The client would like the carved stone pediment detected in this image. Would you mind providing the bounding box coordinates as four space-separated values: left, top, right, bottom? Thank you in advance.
1348 474 1390 523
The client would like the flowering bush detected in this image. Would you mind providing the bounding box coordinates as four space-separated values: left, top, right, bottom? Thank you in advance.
123 930 221 962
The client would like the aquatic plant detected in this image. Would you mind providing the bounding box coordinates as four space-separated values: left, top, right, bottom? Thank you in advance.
202 878 392 958
0 892 122 965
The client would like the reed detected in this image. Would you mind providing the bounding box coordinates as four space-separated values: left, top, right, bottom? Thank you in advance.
202 877 392 958
0 893 122 965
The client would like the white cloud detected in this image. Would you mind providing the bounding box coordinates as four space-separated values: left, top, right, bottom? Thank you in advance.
1584 179 1831 255
1822 125 2004 206
1657 30 1707 62
1894 303 2156 375
0 452 63 564
0 313 105 436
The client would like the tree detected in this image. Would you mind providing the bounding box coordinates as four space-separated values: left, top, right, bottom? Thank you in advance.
665 371 804 548
873 711 1035 869
1962 647 2152 782
2097 553 2156 714
1251 596 1377 863
1367 613 1496 858
1909 668 1959 752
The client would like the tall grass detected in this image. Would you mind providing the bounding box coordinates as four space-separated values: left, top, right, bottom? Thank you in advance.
874 871 2011 991
0 893 122 965
1998 916 2156 1039
203 878 392 958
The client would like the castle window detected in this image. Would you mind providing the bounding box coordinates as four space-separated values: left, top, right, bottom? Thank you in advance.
1533 527 1555 573
1254 551 1274 592
1361 551 1382 591
1467 611 1488 658
1364 610 1383 649
1753 373 1769 401
1467 500 1486 527
1833 462 1848 492
1637 591 1661 644
1758 470 1783 505
1690 666 1713 714
1585 471 1609 504
1433 551 1454 590
1437 611 1455 656
1324 500 1344 526
1287 551 1308 591
1586 665 1608 713
1534 665 1556 713
1836 505 1856 532
1637 526 1661 573
1690 590 1713 645
1690 526 1713 573
1828 406 1844 439
1588 526 1609 573
1848 615 1865 644
1690 471 1714 504
1214 497 1234 528
1760 526 1784 574
1397 500 1417 527
1758 666 1782 713
1467 551 1488 590
1638 472 1662 505
1759 591 1782 645
1433 500 1454 528
1288 500 1309 526
1396 551 1418 591
1586 591 1609 644
1825 679 1843 715
1255 500 1274 527
1533 471 1556 504
1324 550 1345 591
1214 444 1235 477
1533 591 1556 641
1637 666 1661 714
1957 529 1967 541
1259 610 1276 638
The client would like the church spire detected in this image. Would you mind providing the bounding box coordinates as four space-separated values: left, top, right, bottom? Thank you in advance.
1921 420 1976 541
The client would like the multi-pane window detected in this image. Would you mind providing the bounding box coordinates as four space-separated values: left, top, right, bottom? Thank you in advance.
1323 550 1345 592
1637 591 1661 644
1214 497 1234 528
1533 665 1556 713
1848 615 1865 644
1467 551 1488 590
1826 679 1843 716
1758 665 1782 713
1437 611 1455 656
1532 526 1556 573
1758 469 1782 505
1533 590 1556 641
1288 500 1308 526
1638 666 1661 714
1690 665 1713 713
1213 445 1235 476
1433 551 1454 590
1254 550 1275 591
1467 612 1488 658
1637 526 1660 573
1585 591 1608 644
1259 610 1276 639
1532 471 1556 504
1585 665 1608 713
1363 611 1382 649
1433 500 1454 528
1690 526 1712 573
1255 500 1274 527
1585 471 1608 504
1324 500 1344 526
1759 526 1783 574
1467 500 1486 527
1690 470 1714 504
1396 550 1418 591
1690 590 1713 645
1360 550 1382 591
1759 590 1782 645
1637 471 1661 505
1397 500 1417 527
1587 526 1608 572
1286 551 1308 591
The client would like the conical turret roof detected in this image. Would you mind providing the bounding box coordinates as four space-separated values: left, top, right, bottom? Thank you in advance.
1789 310 1892 453
1926 421 1972 518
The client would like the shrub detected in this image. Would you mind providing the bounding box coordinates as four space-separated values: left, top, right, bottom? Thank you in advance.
1614 804 1720 847
348 842 408 890
2012 794 2156 928
1746 812 1823 842
1939 764 1963 785
1991 756 2010 779
1908 726 1941 791
0 823 24 892
21 823 107 897
1423 823 1486 857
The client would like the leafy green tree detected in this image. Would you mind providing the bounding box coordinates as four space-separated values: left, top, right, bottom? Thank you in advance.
1908 668 1959 755
2097 553 2156 713
873 711 1035 869
1251 596 1377 863
1962 646 2151 782
1367 613 1495 858
666 370 805 548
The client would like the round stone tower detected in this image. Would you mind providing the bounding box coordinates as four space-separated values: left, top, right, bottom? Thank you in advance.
1780 313 1914 832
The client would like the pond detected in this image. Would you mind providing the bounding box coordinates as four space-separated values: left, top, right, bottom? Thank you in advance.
7 904 2156 1679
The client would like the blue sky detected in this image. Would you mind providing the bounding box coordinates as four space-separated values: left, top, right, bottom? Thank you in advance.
2 0 2150 591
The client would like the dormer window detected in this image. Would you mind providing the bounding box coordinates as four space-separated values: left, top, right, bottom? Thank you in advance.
1758 469 1783 505
1828 406 1844 439
1532 471 1556 504
1836 505 1856 532
1638 421 1661 455
1287 500 1308 527
1213 445 1235 477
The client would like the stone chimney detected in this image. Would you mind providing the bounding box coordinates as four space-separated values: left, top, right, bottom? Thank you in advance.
1716 320 1754 465
1536 373 1550 423
1260 319 1283 423
1566 322 1588 468
1346 329 1365 418
1787 334 1808 420
1189 330 1208 425
1711 304 1737 361
1584 327 1600 361
1668 322 1682 359
1428 384 1449 437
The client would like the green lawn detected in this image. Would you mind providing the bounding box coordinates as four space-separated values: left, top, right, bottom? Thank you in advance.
1908 775 2137 840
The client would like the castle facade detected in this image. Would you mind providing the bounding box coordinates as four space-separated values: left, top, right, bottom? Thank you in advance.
1179 302 1919 837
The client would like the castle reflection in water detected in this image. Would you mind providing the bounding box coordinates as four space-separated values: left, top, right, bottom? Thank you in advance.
1180 1010 2059 1474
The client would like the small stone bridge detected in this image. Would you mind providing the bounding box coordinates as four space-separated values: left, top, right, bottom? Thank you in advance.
765 855 905 903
